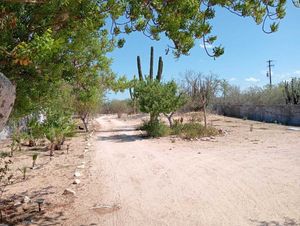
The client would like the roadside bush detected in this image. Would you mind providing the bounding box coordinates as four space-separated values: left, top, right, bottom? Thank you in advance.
42 109 76 155
140 120 170 138
102 100 132 117
171 121 219 139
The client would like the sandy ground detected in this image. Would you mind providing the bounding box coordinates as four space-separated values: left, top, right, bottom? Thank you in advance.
0 130 92 225
60 114 300 226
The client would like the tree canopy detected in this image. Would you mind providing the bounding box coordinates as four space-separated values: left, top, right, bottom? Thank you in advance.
0 0 296 126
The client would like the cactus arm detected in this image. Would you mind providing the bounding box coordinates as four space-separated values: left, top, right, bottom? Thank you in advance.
137 56 143 81
156 56 163 81
149 46 154 80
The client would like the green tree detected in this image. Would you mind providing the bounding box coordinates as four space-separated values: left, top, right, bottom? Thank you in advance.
0 0 294 129
135 78 185 125
72 76 103 132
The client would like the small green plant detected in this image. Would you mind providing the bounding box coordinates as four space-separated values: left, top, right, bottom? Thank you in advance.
0 156 13 184
18 166 27 180
42 108 76 156
171 122 219 139
0 151 10 158
140 120 170 138
0 155 13 221
10 127 23 156
26 116 45 147
32 153 38 168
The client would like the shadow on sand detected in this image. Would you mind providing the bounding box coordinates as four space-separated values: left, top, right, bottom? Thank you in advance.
0 186 69 225
250 217 299 226
97 128 147 143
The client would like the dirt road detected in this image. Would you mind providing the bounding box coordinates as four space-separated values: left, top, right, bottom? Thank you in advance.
63 115 300 226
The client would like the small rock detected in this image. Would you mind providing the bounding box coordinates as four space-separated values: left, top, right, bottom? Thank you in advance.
197 152 201 154
73 179 80 184
87 143 91 147
79 154 84 159
22 203 30 211
63 189 76 196
77 165 85 169
22 196 31 204
74 172 81 177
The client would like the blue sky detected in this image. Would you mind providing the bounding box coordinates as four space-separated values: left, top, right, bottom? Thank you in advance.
107 3 300 100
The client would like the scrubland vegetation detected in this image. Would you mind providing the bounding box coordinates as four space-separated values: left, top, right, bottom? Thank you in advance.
0 1 299 224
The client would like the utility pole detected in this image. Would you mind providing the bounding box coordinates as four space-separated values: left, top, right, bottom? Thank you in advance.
266 60 274 87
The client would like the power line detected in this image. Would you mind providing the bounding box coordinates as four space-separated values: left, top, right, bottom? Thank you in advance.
266 60 274 87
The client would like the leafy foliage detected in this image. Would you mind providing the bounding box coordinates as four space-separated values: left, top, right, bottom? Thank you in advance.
284 77 300 105
171 121 219 139
104 100 132 116
215 83 287 105
0 0 293 136
140 120 171 138
42 107 75 151
135 78 186 123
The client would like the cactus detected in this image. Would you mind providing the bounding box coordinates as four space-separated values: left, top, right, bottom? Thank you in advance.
284 78 300 105
137 56 143 81
149 46 154 80
156 56 163 81
136 46 163 81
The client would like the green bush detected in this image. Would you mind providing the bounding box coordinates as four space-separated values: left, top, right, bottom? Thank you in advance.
171 122 219 139
140 120 170 138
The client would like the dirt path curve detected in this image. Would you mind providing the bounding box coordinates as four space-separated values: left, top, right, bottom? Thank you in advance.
63 115 300 226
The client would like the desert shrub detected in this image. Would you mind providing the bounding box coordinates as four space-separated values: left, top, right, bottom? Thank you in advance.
215 83 287 106
110 100 131 117
171 122 219 139
135 78 186 124
188 112 203 123
102 99 132 116
0 154 13 202
24 115 45 146
42 109 76 155
140 120 170 138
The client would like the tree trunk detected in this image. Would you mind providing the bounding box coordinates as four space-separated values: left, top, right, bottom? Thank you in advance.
164 112 174 127
203 105 207 128
0 72 16 132
200 98 207 129
49 143 54 157
81 115 89 132
150 113 158 124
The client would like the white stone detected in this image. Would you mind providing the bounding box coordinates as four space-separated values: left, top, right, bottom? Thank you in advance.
77 165 85 169
14 201 22 206
22 196 30 204
74 171 81 177
73 179 80 184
